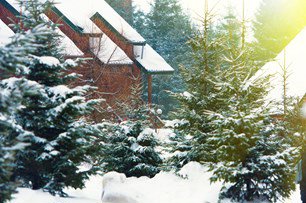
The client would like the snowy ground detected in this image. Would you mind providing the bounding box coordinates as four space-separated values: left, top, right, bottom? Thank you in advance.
10 162 301 203
9 129 302 203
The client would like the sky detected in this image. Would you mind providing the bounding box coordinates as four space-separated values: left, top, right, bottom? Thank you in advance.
134 0 263 22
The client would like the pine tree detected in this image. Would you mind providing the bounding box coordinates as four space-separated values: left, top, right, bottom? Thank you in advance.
0 34 42 202
206 49 297 201
204 5 298 202
170 1 225 169
99 84 163 178
11 0 100 196
288 100 306 203
166 128 194 171
174 1 298 201
134 0 194 116
100 121 163 178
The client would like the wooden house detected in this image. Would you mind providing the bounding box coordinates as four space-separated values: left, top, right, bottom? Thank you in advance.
0 0 174 121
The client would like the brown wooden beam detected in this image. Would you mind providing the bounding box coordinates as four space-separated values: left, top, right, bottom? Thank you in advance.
0 3 19 30
148 74 152 105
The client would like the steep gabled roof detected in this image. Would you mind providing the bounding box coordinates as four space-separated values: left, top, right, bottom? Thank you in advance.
256 27 306 113
1 0 84 56
49 1 134 64
1 0 174 74
51 0 173 74
53 0 145 45
0 16 83 56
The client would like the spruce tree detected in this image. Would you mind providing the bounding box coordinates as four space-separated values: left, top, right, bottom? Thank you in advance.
100 121 163 178
0 34 42 202
206 47 297 201
174 2 298 201
11 0 100 196
134 0 194 116
288 100 306 203
170 2 225 168
205 6 297 202
99 84 163 178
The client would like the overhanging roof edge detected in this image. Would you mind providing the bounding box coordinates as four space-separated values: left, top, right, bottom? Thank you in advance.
135 60 174 75
0 0 19 16
90 12 146 46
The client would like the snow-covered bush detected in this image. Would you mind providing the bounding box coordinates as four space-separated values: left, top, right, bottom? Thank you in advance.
100 121 163 178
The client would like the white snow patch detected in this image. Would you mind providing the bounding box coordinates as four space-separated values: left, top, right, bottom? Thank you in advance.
134 44 174 73
182 91 193 99
10 161 301 203
155 128 174 143
164 119 188 128
89 35 132 64
301 102 306 118
37 56 60 66
257 26 306 108
49 85 72 99
0 19 14 46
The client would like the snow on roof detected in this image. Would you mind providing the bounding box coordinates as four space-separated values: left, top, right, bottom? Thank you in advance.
52 0 101 34
2 0 83 56
0 19 14 46
134 45 174 74
2 0 175 71
258 27 306 103
53 0 145 44
2 0 132 64
57 29 83 56
89 34 133 64
51 0 134 64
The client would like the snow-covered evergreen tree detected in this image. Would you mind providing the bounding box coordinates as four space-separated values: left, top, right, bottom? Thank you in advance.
99 84 163 178
287 100 306 203
100 121 163 178
206 50 297 201
133 0 194 116
174 2 298 201
0 37 42 202
171 4 225 168
166 127 194 172
10 0 101 196
205 9 297 202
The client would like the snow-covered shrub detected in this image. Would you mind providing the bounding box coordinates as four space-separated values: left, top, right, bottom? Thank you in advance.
100 121 163 178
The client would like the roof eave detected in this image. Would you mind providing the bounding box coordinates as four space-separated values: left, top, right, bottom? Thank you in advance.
0 0 19 16
90 12 146 46
135 60 174 75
